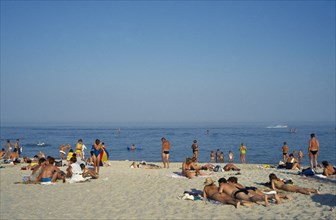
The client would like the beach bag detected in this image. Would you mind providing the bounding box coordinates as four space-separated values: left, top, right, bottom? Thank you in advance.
301 168 315 176
213 165 224 172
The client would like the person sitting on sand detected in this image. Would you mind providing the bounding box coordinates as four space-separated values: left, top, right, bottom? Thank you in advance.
80 163 98 179
321 161 336 177
203 177 240 208
182 157 203 179
0 148 6 159
285 154 300 170
28 157 47 182
66 157 82 178
130 161 162 169
9 148 20 164
36 157 62 184
269 173 320 195
218 177 271 206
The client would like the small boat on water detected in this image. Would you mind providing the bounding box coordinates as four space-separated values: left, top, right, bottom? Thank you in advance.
266 124 288 129
37 142 46 146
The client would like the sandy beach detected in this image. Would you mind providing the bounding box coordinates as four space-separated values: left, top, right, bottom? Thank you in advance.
1 161 335 220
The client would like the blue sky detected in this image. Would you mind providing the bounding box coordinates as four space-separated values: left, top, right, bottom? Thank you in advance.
1 1 335 125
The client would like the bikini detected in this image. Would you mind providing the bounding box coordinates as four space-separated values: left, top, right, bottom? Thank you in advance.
233 188 249 199
310 150 318 155
163 151 169 154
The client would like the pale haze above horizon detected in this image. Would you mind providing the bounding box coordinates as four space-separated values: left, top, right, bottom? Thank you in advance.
1 1 335 125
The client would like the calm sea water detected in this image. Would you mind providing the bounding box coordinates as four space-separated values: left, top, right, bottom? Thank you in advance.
1 122 335 166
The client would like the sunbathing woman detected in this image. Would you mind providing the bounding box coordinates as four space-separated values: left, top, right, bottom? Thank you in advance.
130 162 161 169
321 161 336 177
269 173 319 195
182 158 203 179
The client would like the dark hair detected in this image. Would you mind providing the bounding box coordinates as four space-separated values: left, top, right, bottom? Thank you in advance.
310 133 315 138
48 157 55 165
69 149 73 152
38 157 46 164
70 156 77 163
269 173 278 181
95 139 101 145
227 177 238 183
161 137 166 141
289 153 294 157
90 151 94 156
218 177 227 184
284 142 287 145
78 139 83 142
322 161 329 167
193 140 197 143
80 163 85 170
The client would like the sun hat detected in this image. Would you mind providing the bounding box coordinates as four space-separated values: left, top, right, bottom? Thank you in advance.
204 177 214 186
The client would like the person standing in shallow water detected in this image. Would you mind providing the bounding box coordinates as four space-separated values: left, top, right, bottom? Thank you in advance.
161 137 171 168
308 133 319 169
239 143 247 164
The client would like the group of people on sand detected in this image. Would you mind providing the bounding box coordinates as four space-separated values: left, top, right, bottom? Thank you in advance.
280 133 335 177
0 139 22 164
203 172 320 208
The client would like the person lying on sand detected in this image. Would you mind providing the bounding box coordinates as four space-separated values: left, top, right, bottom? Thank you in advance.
269 173 320 195
203 177 240 208
322 161 336 177
227 177 291 201
130 161 161 169
218 177 272 206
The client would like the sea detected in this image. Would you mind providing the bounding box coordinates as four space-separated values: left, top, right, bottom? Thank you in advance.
1 122 335 166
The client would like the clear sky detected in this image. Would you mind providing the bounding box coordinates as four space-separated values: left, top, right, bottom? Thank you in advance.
1 1 335 125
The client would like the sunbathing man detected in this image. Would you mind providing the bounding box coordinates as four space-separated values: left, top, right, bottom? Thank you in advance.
269 173 319 195
203 177 240 208
218 177 270 206
36 157 60 184
28 157 46 183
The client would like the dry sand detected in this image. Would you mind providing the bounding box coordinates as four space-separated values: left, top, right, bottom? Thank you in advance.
1 161 335 220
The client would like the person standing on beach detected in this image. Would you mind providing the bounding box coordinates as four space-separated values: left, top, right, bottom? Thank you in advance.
210 151 215 163
14 139 21 157
161 137 170 168
228 150 234 163
239 143 247 164
308 133 319 169
92 139 102 175
282 142 289 163
215 149 220 163
191 140 199 162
